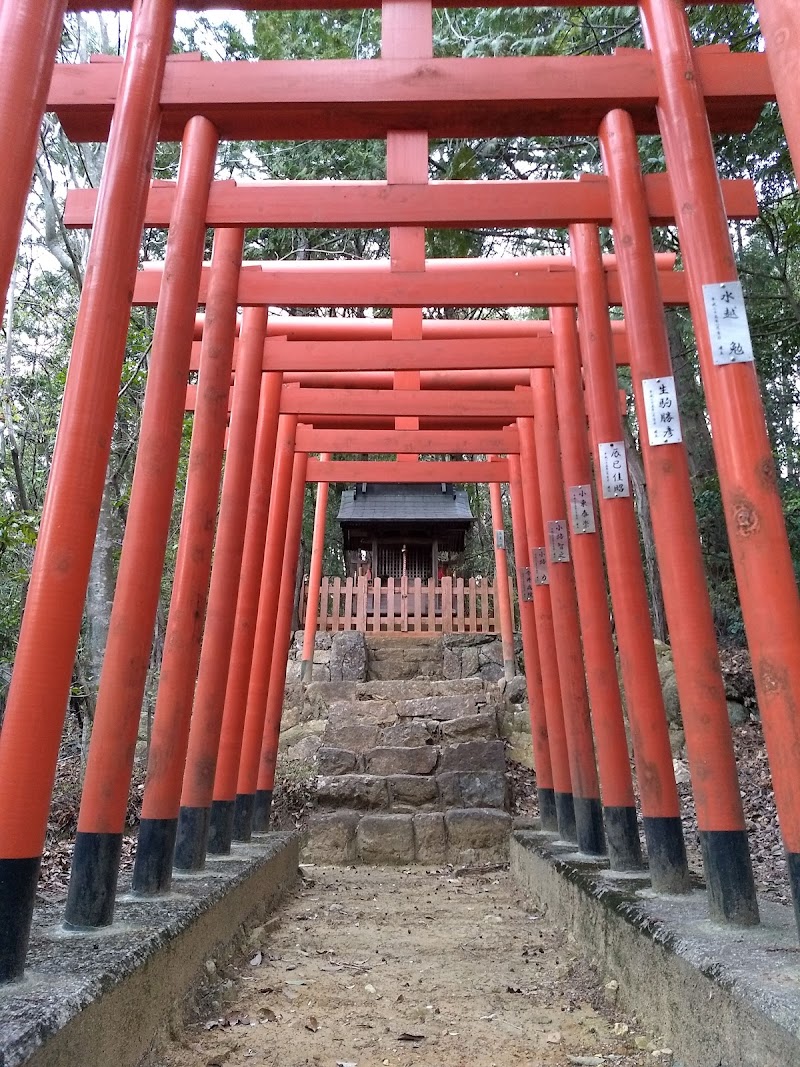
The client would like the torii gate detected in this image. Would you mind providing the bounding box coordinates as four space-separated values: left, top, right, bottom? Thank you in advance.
0 0 799 985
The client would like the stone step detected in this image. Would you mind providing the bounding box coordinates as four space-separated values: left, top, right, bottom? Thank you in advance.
355 678 488 700
303 807 512 865
321 710 500 753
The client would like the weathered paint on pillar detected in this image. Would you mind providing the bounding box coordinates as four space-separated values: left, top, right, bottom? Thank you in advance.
300 454 331 682
600 108 758 924
0 0 177 980
488 472 517 681
132 227 245 896
64 117 219 929
507 452 558 831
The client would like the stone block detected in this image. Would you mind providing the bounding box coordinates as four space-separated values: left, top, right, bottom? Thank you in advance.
330 631 368 682
436 771 463 808
284 735 322 764
430 679 486 696
325 722 381 752
441 711 498 742
479 642 505 666
381 719 435 747
461 647 481 678
459 772 508 809
304 680 358 714
284 660 302 683
328 699 397 728
443 647 461 680
388 774 439 811
505 676 528 705
413 812 447 863
479 662 505 684
279 720 327 751
438 739 506 775
317 746 357 776
304 811 359 863
445 808 512 860
396 695 479 721
443 632 495 649
316 774 389 810
365 746 439 776
358 679 436 700
356 814 415 863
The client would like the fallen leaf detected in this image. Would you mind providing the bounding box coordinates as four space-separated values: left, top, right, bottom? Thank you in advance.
568 1058 604 1066
545 1031 562 1044
364 983 376 994
305 1017 319 1032
260 1008 278 1023
398 1033 425 1041
249 951 263 967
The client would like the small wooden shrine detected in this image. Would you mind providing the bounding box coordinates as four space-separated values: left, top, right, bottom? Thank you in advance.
337 482 474 582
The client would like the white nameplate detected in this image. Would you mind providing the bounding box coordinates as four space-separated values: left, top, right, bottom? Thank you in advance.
598 441 631 499
568 484 596 535
702 281 754 365
641 376 683 447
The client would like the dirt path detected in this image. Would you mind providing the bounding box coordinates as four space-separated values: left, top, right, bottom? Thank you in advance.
152 865 673 1067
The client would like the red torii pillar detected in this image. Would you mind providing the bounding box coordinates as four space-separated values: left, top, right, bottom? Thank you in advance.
600 108 759 925
488 473 518 681
174 306 269 871
0 0 177 981
754 1 800 178
64 117 218 929
642 0 800 929
301 455 332 682
208 371 283 854
132 227 244 896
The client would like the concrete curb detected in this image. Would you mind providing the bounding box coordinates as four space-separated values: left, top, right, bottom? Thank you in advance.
511 830 800 1067
0 832 299 1067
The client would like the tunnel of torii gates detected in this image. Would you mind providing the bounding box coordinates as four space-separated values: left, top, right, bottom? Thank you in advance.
1 0 800 986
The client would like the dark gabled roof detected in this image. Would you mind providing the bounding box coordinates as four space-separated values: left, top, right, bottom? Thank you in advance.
337 483 473 525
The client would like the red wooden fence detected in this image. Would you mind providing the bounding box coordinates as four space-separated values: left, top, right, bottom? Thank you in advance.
300 575 512 634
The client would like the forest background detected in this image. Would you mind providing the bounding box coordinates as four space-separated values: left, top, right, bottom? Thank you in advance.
0 4 797 764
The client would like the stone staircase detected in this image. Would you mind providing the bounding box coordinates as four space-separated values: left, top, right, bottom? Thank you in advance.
297 635 514 865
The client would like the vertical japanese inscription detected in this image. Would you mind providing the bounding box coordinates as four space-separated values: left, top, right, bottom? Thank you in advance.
702 281 755 366
495 529 505 550
532 547 549 586
598 441 631 499
519 566 533 602
641 376 683 446
547 520 570 563
568 484 596 534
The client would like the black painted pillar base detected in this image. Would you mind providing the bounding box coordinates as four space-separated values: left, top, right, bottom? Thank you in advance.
207 799 235 855
232 793 255 842
0 857 40 982
699 829 759 926
642 815 691 894
131 818 178 895
554 791 577 843
573 796 606 856
252 789 273 833
64 831 123 928
788 852 800 939
538 788 559 833
603 806 644 871
173 805 211 872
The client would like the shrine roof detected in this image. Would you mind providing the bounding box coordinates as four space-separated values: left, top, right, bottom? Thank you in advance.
337 483 473 525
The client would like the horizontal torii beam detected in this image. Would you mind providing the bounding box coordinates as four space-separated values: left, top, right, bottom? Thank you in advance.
66 1 747 10
63 175 759 229
190 335 631 372
306 458 510 483
294 426 519 454
48 50 771 142
281 387 531 418
134 261 688 307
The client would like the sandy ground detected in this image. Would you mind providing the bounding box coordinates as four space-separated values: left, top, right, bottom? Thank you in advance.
150 865 673 1067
